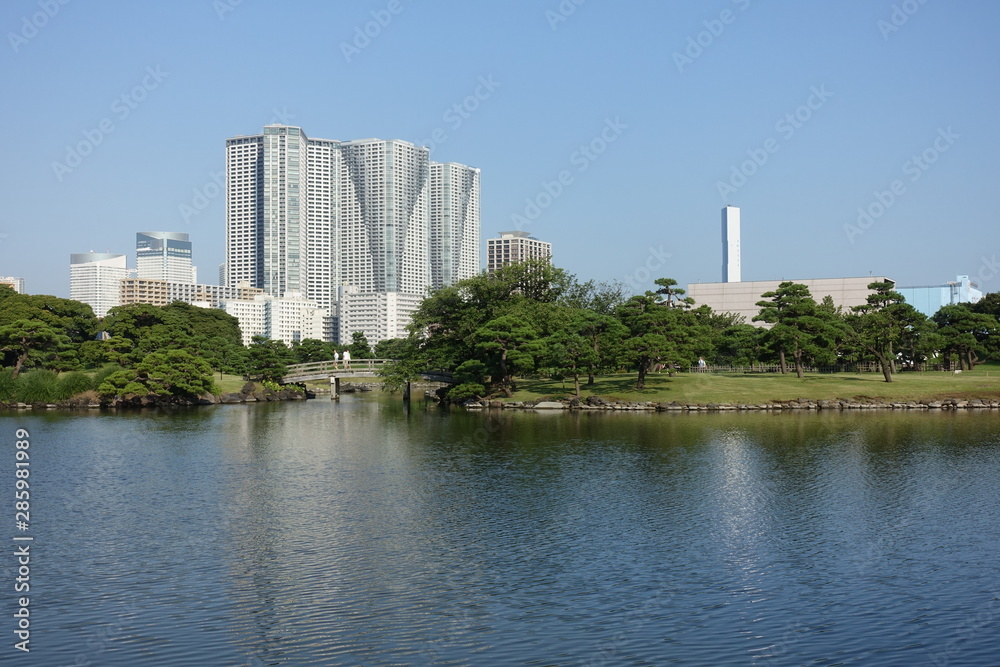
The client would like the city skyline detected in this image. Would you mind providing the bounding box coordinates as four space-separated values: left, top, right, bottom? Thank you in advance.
2 1 998 300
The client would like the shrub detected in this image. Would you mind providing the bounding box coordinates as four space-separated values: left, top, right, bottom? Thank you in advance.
0 369 16 402
16 370 61 403
447 382 486 404
57 371 94 399
91 364 125 389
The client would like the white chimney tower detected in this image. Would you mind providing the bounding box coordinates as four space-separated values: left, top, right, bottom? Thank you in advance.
722 205 741 283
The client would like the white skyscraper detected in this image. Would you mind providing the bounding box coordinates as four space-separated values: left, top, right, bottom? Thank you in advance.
430 162 481 288
70 252 132 318
722 206 741 283
226 125 308 299
225 125 480 344
339 138 431 294
136 232 196 284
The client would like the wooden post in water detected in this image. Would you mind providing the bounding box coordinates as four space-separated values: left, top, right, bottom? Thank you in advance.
403 380 411 404
330 376 340 400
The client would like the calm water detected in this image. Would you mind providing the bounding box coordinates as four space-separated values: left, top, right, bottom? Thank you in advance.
2 398 1000 666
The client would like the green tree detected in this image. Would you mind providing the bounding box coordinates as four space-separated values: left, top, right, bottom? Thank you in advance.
98 349 216 400
971 292 1000 320
348 331 374 359
932 304 998 370
374 337 409 359
542 320 598 398
473 313 540 397
715 323 770 368
0 318 72 378
754 282 844 378
846 281 916 382
576 310 629 385
616 289 693 389
246 336 291 382
292 338 329 364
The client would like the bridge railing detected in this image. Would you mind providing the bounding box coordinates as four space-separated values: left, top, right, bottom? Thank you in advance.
285 359 395 376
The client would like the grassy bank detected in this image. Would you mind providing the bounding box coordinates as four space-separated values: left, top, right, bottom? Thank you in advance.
510 363 1000 404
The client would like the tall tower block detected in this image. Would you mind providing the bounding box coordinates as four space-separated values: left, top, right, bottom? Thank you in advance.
722 206 741 283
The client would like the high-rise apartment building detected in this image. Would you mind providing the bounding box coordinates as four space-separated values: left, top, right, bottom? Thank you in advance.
430 162 481 288
226 126 308 299
69 252 132 318
339 138 431 294
225 125 480 344
136 232 196 284
486 231 551 273
722 206 741 283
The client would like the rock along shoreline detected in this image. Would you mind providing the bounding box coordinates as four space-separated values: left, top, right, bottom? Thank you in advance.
460 396 1000 412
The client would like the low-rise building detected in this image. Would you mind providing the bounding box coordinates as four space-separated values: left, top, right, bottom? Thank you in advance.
0 276 25 294
896 275 983 317
120 279 263 309
337 285 423 346
222 292 327 346
687 276 893 326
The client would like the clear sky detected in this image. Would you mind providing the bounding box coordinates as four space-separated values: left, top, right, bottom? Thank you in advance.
2 0 998 300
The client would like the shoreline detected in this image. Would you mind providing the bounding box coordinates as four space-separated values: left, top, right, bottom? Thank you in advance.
463 396 1000 412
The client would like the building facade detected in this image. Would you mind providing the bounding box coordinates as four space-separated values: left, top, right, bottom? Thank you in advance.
896 275 983 317
225 125 480 344
69 252 132 318
486 231 551 273
120 279 263 309
136 231 196 284
429 162 481 288
687 276 893 327
337 285 423 347
0 276 25 294
222 292 327 346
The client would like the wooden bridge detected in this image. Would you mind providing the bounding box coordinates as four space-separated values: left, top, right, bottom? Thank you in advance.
283 359 453 400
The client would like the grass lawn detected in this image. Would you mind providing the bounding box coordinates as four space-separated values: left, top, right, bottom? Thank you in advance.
510 362 1000 404
214 373 250 394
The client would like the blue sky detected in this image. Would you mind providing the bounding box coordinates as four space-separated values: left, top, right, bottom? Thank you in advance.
2 0 998 300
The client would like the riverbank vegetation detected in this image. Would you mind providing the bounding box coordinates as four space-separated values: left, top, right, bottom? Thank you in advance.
2 266 998 407
0 285 373 405
381 261 1000 404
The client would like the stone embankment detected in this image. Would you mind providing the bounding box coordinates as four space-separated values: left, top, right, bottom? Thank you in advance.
461 396 1000 412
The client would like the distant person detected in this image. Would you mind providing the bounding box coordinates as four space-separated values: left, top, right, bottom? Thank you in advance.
698 357 707 372
343 349 351 369
332 350 339 369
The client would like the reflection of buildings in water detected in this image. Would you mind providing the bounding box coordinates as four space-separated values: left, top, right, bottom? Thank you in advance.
217 401 424 661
